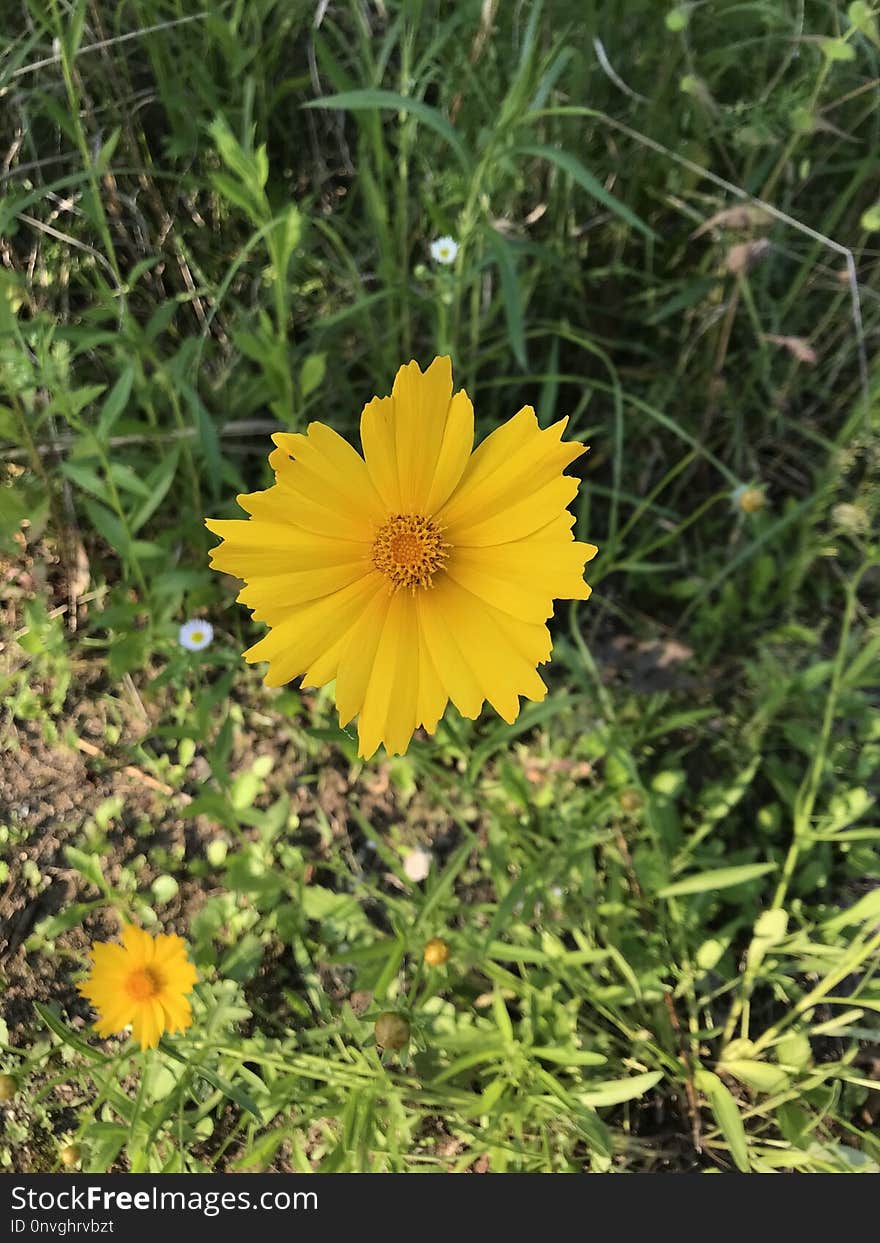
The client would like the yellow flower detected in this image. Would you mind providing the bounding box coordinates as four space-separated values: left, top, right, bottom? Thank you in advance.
77 925 198 1050
206 357 597 758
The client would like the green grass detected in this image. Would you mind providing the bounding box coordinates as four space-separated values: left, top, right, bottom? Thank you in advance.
1 0 879 1173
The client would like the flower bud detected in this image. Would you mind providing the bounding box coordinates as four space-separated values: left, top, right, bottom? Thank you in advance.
739 487 765 513
0 1074 16 1101
374 1012 410 1052
732 484 766 514
619 788 643 813
424 938 449 967
59 1144 81 1167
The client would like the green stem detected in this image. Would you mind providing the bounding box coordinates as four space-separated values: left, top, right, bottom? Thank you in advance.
49 0 123 290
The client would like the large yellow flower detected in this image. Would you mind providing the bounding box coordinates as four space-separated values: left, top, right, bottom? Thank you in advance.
206 357 596 758
77 925 198 1050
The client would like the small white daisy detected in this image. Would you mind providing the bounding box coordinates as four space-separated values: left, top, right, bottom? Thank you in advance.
403 848 433 883
430 235 458 265
178 619 214 651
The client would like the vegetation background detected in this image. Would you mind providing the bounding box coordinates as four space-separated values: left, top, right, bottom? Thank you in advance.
1 0 879 1174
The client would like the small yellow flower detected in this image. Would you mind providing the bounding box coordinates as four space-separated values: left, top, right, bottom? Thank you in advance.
77 925 198 1050
206 357 597 759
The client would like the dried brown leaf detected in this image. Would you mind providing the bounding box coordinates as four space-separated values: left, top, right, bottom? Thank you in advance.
762 334 817 365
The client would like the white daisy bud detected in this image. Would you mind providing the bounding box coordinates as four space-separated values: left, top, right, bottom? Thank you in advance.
403 847 433 882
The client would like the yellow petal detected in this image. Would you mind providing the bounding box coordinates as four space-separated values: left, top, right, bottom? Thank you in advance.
244 573 385 688
86 942 129 977
446 475 581 547
414 600 448 733
151 932 189 965
121 925 153 964
94 1007 133 1037
132 999 164 1050
438 407 586 541
356 590 421 759
417 585 486 721
360 358 474 514
226 476 367 544
424 389 475 513
207 513 370 580
335 584 392 726
359 394 401 511
237 561 373 624
447 518 597 621
421 577 550 722
267 423 384 530
159 994 192 1034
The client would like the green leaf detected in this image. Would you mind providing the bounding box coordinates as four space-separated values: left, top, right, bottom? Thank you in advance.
0 483 30 552
820 37 856 62
35 902 96 941
718 1058 790 1095
823 887 880 933
85 1122 128 1170
109 462 151 499
34 1002 109 1063
467 695 571 781
210 171 263 224
300 352 327 400
64 845 106 893
304 90 472 171
775 1032 812 1072
96 363 135 439
512 142 656 239
485 228 527 369
658 861 777 898
696 1069 750 1172
158 1040 263 1120
849 1 880 45
82 498 130 559
268 204 303 277
301 885 358 922
230 1128 292 1172
531 1046 607 1067
180 382 222 499
60 460 111 505
577 1070 663 1107
129 446 181 534
208 116 268 191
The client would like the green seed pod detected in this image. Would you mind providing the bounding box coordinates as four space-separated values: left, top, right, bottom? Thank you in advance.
0 1074 16 1101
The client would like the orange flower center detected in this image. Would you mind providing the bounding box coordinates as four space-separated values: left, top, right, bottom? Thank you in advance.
372 514 449 592
125 966 163 1002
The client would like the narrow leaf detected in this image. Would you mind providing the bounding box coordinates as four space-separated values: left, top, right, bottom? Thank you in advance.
658 862 777 898
304 89 471 170
513 142 655 239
